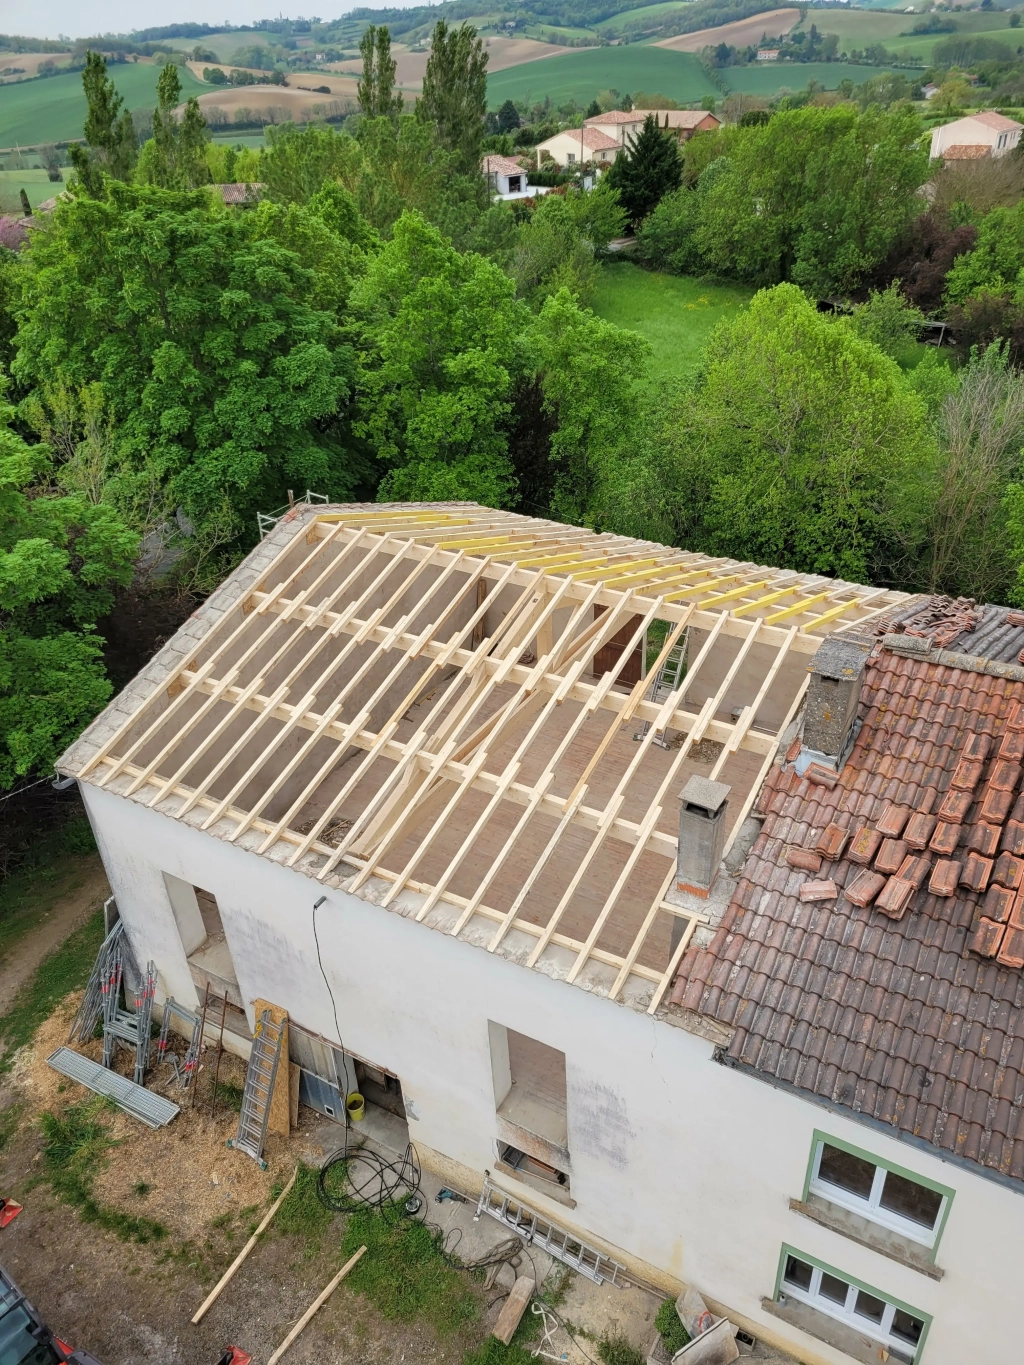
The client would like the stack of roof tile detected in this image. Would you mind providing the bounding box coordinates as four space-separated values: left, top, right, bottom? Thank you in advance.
672 646 1024 1182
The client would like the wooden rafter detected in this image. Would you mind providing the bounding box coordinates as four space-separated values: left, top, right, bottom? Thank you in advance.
73 503 912 1010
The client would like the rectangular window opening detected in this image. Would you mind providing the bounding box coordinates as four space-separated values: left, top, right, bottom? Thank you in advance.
490 1022 568 1157
779 1247 928 1363
808 1136 949 1249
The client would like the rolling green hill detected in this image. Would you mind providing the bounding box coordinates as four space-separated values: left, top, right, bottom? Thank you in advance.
0 62 206 148
487 47 720 107
486 45 895 107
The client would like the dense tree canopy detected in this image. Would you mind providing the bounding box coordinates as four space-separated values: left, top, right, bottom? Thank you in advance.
13 186 358 540
605 115 682 228
0 381 137 785
656 285 936 584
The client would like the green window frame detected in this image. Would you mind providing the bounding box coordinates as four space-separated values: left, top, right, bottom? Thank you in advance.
802 1130 955 1258
774 1244 932 1364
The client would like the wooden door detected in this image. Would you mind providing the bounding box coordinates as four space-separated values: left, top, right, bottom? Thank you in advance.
592 606 643 684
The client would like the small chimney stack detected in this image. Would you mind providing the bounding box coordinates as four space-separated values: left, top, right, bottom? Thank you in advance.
677 775 731 898
801 637 870 770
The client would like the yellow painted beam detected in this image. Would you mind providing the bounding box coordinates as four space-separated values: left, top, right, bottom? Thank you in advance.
514 549 604 569
317 511 463 525
662 574 740 604
602 561 706 589
731 586 800 618
436 535 524 551
763 591 832 625
698 578 772 608
804 598 863 631
570 556 659 582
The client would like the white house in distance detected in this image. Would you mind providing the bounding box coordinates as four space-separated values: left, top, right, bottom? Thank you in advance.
534 125 620 169
59 499 1024 1365
584 108 722 148
481 154 544 200
930 110 1023 160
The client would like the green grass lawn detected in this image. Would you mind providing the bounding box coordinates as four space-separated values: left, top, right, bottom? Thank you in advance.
0 62 206 149
487 47 720 107
590 261 752 382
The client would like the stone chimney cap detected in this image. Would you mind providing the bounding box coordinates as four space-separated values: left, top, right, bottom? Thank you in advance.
807 636 870 681
680 774 730 816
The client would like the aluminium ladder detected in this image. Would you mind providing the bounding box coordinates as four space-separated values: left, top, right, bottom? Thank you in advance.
633 636 688 749
229 1009 283 1169
475 1177 627 1286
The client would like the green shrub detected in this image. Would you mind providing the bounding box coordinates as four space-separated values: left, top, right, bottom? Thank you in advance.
655 1297 690 1354
598 1332 645 1365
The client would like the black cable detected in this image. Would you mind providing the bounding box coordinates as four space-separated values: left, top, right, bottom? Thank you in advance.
311 896 352 1129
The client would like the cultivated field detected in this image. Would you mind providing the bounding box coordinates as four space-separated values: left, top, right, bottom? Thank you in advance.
598 2 694 35
654 7 800 53
0 60 206 148
724 59 894 94
0 167 62 213
0 52 75 83
329 35 567 88
487 46 718 107
196 84 359 125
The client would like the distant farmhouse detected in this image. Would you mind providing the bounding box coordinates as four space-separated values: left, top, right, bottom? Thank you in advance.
930 111 1023 161
535 109 721 170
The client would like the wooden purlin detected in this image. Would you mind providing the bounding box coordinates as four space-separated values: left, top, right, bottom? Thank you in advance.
74 506 916 1007
349 582 644 895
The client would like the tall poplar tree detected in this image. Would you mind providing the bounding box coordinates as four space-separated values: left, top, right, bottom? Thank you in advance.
139 63 211 190
417 20 487 178
357 24 403 120
69 51 137 193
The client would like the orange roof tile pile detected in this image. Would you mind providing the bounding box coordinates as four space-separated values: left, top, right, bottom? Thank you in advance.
674 644 1024 1181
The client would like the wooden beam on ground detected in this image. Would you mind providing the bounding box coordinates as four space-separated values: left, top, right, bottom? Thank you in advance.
266 1245 367 1365
192 1166 298 1323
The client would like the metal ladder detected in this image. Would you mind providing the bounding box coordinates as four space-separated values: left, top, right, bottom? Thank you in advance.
475 1177 627 1286
633 636 687 748
155 999 203 1089
100 957 156 1085
229 1009 283 1169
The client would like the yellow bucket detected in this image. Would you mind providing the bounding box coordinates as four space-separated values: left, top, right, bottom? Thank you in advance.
346 1092 365 1122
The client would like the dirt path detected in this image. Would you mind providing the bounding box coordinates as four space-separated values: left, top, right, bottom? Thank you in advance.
0 855 108 1017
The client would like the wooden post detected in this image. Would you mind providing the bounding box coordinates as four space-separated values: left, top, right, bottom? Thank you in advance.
191 1167 297 1323
267 1245 367 1365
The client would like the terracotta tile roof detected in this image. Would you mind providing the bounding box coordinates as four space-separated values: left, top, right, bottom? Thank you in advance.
970 111 1022 132
584 110 643 124
481 155 528 176
585 109 718 130
941 144 992 161
217 182 264 205
673 645 1024 1185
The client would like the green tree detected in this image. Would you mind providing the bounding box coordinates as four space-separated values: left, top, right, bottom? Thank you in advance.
658 284 935 584
696 104 928 294
944 199 1024 305
0 377 138 786
137 63 211 190
533 289 651 530
69 51 137 191
497 100 521 133
509 181 626 305
358 24 404 120
261 122 363 205
356 114 459 233
417 20 488 178
604 115 682 227
12 185 357 544
350 211 533 505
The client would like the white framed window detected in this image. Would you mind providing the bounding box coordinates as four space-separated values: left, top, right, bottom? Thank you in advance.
779 1249 929 1363
567 152 576 164
807 1135 951 1249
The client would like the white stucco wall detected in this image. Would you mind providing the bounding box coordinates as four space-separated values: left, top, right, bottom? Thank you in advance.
82 781 1024 1365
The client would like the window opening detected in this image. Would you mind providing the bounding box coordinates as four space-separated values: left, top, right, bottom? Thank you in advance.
780 1252 926 1362
491 1023 568 1152
809 1139 946 1246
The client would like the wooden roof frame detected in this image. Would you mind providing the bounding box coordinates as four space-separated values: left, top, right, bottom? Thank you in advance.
71 504 909 1012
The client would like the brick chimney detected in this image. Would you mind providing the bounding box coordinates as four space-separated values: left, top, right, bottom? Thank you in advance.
677 775 730 897
801 637 870 771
